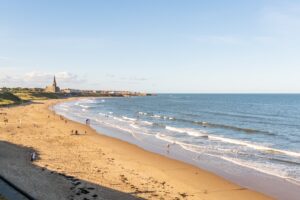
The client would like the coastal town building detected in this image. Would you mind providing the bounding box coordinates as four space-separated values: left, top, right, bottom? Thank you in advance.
61 88 81 94
45 76 60 93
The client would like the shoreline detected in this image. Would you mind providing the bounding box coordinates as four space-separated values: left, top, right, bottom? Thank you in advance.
0 98 273 199
54 97 300 200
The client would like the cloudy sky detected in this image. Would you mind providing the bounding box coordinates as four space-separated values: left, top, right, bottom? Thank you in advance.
1 0 300 93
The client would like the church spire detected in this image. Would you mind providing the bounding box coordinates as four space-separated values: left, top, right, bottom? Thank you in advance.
53 76 57 87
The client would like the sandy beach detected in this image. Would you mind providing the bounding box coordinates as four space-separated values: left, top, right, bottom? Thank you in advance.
0 98 273 200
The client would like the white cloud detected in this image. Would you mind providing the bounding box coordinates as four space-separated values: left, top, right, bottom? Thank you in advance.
23 71 52 82
0 71 85 88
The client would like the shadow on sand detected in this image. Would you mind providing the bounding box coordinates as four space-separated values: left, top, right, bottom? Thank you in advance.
0 141 143 200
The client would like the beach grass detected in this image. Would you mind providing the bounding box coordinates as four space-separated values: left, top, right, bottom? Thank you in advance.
0 92 22 106
13 92 60 100
0 90 62 106
0 99 15 106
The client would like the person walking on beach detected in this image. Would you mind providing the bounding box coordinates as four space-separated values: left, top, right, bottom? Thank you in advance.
86 118 90 126
30 152 36 162
167 144 170 154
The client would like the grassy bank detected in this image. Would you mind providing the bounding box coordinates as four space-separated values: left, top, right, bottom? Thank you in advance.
0 92 22 106
0 91 63 107
0 87 150 106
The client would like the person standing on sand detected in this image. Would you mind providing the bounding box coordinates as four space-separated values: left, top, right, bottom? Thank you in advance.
30 152 36 162
167 144 170 154
86 118 90 126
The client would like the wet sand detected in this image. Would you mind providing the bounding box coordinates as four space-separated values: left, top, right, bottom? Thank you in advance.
0 99 273 200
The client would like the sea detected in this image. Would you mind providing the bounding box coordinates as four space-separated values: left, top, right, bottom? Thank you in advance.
54 94 300 199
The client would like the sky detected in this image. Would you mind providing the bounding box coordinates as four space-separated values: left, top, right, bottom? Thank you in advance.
0 0 300 93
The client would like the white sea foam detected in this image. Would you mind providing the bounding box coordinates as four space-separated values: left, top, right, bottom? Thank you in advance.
79 104 90 108
77 98 96 104
155 135 300 185
130 124 139 129
165 126 206 137
155 133 177 144
55 96 300 192
113 116 126 122
138 112 147 115
122 116 137 121
220 156 300 186
60 108 69 111
160 125 300 158
179 143 204 154
141 120 153 125
155 134 202 152
152 114 161 118
208 135 300 158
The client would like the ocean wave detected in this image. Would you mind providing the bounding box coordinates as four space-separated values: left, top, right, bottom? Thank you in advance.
193 121 274 135
77 99 97 104
158 125 300 158
137 111 273 136
220 156 300 186
207 135 300 158
138 111 148 115
269 158 300 166
113 116 126 122
168 140 300 185
141 120 153 125
79 104 91 108
60 107 69 111
152 114 161 118
165 126 206 137
152 122 166 128
94 118 151 137
122 116 137 121
130 124 140 129
155 134 204 154
155 133 178 144
137 112 175 120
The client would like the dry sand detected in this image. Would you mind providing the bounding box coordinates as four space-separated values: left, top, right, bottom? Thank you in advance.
0 99 273 200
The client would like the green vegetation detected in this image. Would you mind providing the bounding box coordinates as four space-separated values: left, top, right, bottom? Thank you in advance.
0 92 22 106
12 92 61 100
0 87 149 106
0 88 64 106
